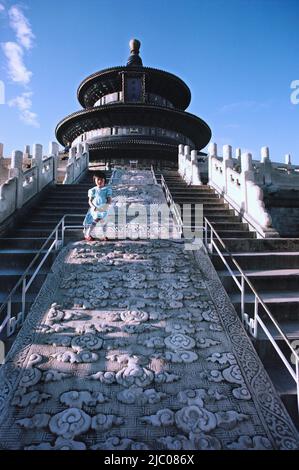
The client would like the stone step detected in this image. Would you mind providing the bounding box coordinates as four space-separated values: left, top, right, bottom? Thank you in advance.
165 186 198 191
254 320 299 356
47 189 91 196
0 268 47 291
211 252 299 270
163 184 214 190
222 238 299 253
45 188 86 196
259 363 299 430
230 291 299 321
186 200 228 207
32 208 86 216
12 228 67 238
253 320 299 366
184 215 241 223
162 179 209 185
183 222 249 232
39 202 88 208
168 188 219 194
0 250 55 269
177 201 229 208
174 197 225 204
47 189 88 194
45 197 88 204
215 231 255 239
0 238 48 249
194 208 237 216
209 222 249 231
28 221 64 229
252 320 299 416
47 190 91 197
161 177 206 183
168 190 220 197
256 320 299 344
11 228 84 242
218 269 299 292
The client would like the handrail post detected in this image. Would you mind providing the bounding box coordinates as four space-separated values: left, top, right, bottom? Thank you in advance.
296 358 299 417
210 227 213 254
241 275 245 323
21 276 26 323
253 295 258 338
6 299 12 336
62 216 65 247
150 164 158 185
55 224 59 250
159 175 184 239
204 218 208 248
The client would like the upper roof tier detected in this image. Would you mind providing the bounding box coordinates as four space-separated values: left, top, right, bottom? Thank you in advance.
77 39 191 110
77 66 191 110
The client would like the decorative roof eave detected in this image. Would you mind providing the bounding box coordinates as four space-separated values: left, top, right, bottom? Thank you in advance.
77 66 191 110
88 140 178 160
89 140 177 151
55 104 211 149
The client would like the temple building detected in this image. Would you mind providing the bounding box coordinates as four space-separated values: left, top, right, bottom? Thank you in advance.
55 39 211 168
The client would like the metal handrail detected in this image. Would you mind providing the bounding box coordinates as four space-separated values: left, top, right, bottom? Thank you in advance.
108 168 116 185
150 165 158 185
160 174 183 235
159 174 204 236
0 213 85 337
0 218 64 336
204 217 299 413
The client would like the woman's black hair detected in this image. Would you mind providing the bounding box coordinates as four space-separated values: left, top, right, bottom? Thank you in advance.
93 171 107 183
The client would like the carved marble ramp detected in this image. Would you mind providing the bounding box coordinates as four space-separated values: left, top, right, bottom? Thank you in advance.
0 171 298 451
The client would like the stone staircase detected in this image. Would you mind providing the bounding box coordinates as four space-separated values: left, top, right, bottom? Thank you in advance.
1 166 298 427
158 170 299 428
0 170 111 341
156 171 256 240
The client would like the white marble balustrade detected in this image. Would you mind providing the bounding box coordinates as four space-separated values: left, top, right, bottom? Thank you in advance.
0 140 90 225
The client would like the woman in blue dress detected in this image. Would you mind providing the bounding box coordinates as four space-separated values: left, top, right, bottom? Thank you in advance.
83 171 112 241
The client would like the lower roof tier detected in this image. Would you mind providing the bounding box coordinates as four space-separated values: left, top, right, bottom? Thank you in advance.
55 103 211 149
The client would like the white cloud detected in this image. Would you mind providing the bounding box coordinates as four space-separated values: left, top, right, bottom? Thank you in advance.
1 41 32 84
8 6 35 50
20 108 39 127
1 7 38 127
9 91 32 110
8 91 39 127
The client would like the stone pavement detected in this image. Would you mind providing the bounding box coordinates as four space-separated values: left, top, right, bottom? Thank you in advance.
0 171 298 450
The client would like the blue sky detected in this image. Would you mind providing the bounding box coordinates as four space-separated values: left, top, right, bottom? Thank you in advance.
0 0 298 163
